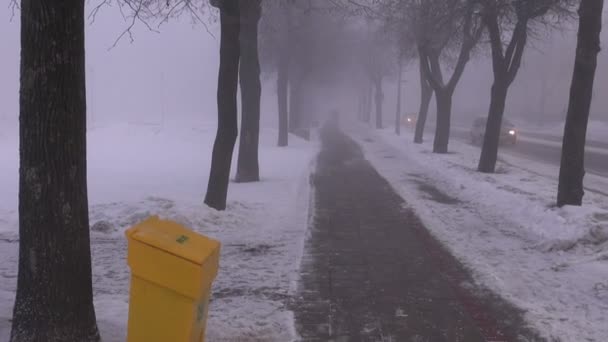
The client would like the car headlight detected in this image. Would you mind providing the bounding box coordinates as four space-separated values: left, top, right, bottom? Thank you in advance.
508 130 516 135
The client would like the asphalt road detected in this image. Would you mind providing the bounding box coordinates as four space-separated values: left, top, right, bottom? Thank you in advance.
451 130 608 178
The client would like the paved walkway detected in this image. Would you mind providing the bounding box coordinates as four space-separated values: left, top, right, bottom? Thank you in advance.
294 123 536 341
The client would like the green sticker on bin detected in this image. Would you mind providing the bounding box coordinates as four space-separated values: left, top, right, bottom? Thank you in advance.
176 235 189 244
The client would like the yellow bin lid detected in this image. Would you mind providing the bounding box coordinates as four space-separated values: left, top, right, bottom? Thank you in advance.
126 216 219 266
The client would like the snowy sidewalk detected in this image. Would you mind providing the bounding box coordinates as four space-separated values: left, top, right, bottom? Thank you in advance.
0 123 317 342
293 123 537 341
351 125 608 341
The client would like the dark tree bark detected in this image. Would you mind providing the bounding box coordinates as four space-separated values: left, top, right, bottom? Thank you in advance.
478 80 509 172
277 1 291 147
363 80 372 123
205 0 240 210
419 50 455 154
433 89 453 153
288 75 301 133
374 77 384 129
357 92 363 121
419 6 481 154
478 11 528 173
11 1 100 341
277 51 289 147
395 60 403 135
414 58 433 144
357 82 366 121
557 0 603 207
236 0 262 183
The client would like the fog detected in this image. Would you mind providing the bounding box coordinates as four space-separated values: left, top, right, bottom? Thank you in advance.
0 4 356 132
1 2 608 341
2 5 606 133
381 26 608 130
2 5 219 128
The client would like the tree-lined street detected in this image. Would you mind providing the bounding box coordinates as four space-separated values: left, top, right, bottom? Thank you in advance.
1 0 606 340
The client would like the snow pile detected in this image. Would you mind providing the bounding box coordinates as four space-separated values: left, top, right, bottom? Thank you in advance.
353 125 608 342
0 121 316 341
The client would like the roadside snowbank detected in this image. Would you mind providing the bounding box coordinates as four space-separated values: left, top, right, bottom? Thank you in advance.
354 125 608 342
0 122 316 341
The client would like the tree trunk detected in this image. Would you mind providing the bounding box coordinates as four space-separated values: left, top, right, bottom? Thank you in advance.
288 76 301 133
277 49 289 147
375 77 383 129
414 60 433 144
414 87 432 144
11 1 100 341
395 61 403 135
363 80 372 123
477 10 528 173
478 80 509 173
236 0 262 183
432 90 453 153
205 0 240 210
357 84 365 121
277 1 290 147
557 0 603 207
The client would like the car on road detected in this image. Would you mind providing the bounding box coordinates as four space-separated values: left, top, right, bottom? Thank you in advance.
470 117 518 145
402 114 417 128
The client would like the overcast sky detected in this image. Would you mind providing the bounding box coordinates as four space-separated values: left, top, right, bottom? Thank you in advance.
1 4 607 130
1 3 222 127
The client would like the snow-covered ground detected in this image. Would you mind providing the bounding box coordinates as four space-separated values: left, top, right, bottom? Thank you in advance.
353 125 608 341
529 120 608 144
0 121 316 341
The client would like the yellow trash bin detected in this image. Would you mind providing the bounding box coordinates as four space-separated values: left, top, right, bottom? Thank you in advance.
125 216 220 342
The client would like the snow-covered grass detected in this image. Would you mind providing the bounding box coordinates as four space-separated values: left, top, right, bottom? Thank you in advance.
0 121 317 341
352 124 608 342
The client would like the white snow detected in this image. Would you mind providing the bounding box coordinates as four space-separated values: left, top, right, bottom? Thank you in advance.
525 120 608 144
0 121 316 342
352 124 608 342
516 135 608 156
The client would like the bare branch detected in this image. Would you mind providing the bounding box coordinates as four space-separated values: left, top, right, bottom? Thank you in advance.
418 45 443 91
88 0 112 25
109 0 149 49
9 0 19 22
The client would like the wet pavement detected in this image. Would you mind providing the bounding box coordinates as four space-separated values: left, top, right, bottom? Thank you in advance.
293 123 538 342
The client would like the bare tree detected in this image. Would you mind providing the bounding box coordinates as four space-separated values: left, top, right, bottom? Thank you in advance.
277 1 318 138
384 8 417 136
11 1 100 341
235 0 262 183
277 43 290 146
104 0 250 206
259 0 296 146
558 0 604 206
395 58 404 135
356 76 373 124
276 2 292 146
414 54 434 143
417 0 484 153
387 2 435 144
477 0 575 173
276 2 361 136
205 0 240 210
369 0 479 147
360 28 396 130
